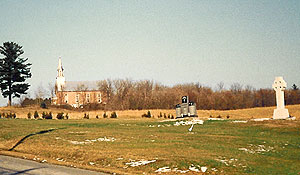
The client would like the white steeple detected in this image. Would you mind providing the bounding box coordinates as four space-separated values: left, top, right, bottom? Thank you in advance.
57 57 64 77
56 57 65 91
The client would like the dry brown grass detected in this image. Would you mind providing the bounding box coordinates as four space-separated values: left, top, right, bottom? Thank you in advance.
1 104 299 120
0 110 299 174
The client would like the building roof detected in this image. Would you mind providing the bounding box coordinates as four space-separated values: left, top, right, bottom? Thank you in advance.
63 81 100 91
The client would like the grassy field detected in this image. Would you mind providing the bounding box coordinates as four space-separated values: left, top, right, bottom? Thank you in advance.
0 106 300 174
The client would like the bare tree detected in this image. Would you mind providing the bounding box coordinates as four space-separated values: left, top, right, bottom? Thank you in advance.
97 79 113 103
35 83 46 104
216 82 225 92
48 82 55 98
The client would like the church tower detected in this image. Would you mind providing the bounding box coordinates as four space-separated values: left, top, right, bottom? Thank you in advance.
56 57 65 91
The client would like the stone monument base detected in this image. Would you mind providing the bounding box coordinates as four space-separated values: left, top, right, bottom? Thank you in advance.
273 108 289 119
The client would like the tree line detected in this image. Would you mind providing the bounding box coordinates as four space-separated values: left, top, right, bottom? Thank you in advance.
1 42 299 110
96 79 300 110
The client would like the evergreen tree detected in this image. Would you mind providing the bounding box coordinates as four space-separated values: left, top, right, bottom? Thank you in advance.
0 42 32 106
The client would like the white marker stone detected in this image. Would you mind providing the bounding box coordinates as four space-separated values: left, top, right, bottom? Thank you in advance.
272 77 289 119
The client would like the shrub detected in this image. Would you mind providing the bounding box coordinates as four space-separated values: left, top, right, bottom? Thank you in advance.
27 112 31 119
171 115 174 119
103 112 108 118
40 101 47 109
83 113 89 119
34 111 39 119
57 112 64 120
164 113 167 119
226 115 230 119
4 113 14 118
13 113 16 119
142 111 151 118
110 111 117 118
42 112 46 119
65 113 69 119
45 112 53 119
159 112 163 118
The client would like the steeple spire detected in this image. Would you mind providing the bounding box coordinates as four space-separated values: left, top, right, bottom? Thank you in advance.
57 57 64 77
56 57 65 91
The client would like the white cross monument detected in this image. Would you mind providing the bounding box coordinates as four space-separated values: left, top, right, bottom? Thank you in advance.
272 77 289 119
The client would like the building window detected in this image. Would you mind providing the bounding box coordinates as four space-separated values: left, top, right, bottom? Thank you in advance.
75 94 80 103
86 93 90 103
97 93 102 103
64 94 68 103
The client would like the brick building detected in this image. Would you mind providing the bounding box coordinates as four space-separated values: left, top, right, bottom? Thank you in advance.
52 58 105 107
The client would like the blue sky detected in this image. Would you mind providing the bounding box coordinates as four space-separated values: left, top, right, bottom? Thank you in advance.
0 0 299 105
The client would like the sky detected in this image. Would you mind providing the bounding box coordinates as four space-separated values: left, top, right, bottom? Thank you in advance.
0 0 299 106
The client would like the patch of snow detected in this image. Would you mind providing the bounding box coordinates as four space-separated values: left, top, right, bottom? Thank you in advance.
189 166 200 172
126 159 156 167
68 136 116 145
211 168 218 172
208 118 224 121
232 120 248 123
216 157 239 167
97 137 116 142
201 167 207 172
252 118 271 121
155 167 172 173
68 131 89 134
174 119 204 126
239 144 274 154
56 158 64 162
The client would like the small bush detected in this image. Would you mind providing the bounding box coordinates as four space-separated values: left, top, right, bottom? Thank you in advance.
4 113 15 119
103 112 108 118
83 113 89 119
40 101 47 109
34 111 39 119
57 112 64 120
27 112 31 119
42 112 46 119
65 113 69 119
13 113 16 118
44 112 52 119
226 115 230 119
164 113 167 119
46 112 53 119
110 111 117 118
142 111 151 118
171 115 174 119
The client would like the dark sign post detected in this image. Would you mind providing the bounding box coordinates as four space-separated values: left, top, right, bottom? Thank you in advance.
182 96 188 104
